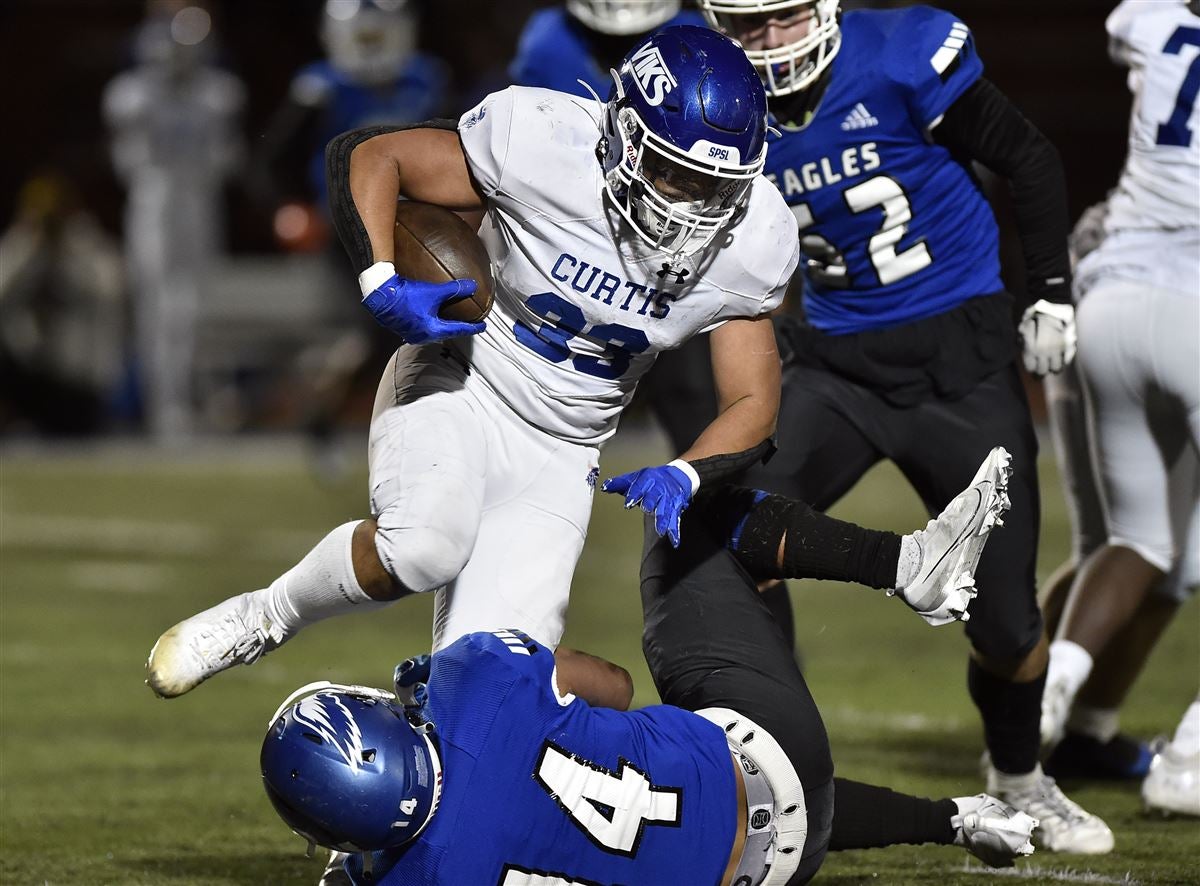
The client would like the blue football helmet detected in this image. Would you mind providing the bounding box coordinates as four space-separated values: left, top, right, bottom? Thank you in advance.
598 25 768 259
261 682 442 852
697 0 842 97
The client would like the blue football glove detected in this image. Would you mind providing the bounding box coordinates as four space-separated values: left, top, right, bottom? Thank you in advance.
359 261 485 344
602 460 698 548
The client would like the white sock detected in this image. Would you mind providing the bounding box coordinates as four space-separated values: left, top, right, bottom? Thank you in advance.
896 534 921 589
1067 704 1121 743
1169 697 1200 757
263 521 389 635
989 762 1043 794
1046 639 1094 696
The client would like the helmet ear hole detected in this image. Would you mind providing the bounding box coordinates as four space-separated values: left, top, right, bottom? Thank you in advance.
362 749 377 763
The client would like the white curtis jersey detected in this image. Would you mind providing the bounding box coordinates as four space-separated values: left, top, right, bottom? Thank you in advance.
1104 1 1200 233
456 86 798 444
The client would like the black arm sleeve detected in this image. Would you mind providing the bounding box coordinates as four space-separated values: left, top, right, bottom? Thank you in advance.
324 118 459 274
688 438 776 487
933 77 1072 306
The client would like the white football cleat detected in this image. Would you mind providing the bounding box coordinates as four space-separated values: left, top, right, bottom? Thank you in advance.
952 793 1037 867
146 591 288 698
1142 744 1200 818
989 767 1114 855
893 446 1012 626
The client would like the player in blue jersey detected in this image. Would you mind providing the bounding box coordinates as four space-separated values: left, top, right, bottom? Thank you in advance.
511 1 706 99
250 0 450 469
262 449 1039 884
695 0 1111 854
256 0 449 215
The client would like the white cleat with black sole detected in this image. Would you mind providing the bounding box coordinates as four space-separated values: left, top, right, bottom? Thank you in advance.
146 591 288 698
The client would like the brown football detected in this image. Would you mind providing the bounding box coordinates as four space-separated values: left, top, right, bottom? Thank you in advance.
392 202 495 323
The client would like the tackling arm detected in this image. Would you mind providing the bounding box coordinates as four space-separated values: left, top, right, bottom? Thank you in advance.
553 647 634 711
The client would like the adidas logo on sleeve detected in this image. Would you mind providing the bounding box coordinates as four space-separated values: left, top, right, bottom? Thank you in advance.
841 103 879 131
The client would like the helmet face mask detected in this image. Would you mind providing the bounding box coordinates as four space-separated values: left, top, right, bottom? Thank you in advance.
566 0 681 36
698 0 842 97
261 682 442 853
322 0 416 85
598 27 768 260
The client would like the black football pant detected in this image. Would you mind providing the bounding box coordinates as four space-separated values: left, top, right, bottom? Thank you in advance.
641 518 956 884
744 362 1044 662
641 516 833 883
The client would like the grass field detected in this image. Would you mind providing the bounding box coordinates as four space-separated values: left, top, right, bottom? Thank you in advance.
2 430 1197 885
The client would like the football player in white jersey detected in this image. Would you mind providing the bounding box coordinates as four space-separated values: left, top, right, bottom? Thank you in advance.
1039 0 1200 817
145 26 801 698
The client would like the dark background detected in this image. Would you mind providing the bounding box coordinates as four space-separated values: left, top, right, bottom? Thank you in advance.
0 0 1130 253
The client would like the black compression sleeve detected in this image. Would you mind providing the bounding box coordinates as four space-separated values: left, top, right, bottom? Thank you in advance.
694 486 901 588
324 119 459 274
688 438 776 487
933 78 1072 306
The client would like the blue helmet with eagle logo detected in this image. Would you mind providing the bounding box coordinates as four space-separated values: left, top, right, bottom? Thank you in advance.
260 681 442 852
598 25 768 260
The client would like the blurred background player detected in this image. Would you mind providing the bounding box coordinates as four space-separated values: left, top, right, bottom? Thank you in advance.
102 0 244 442
251 0 450 470
698 0 1112 853
509 0 724 461
0 171 126 436
510 0 704 98
1038 0 1200 818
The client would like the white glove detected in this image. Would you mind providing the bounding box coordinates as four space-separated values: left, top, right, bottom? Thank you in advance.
1018 299 1077 376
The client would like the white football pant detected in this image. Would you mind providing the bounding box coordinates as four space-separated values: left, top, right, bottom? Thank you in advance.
1075 279 1199 584
369 343 599 652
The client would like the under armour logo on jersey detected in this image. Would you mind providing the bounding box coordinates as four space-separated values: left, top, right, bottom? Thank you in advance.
840 103 879 131
657 262 690 285
293 694 366 772
629 42 677 106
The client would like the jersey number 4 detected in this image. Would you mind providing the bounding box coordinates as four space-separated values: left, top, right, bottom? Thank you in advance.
1156 26 1200 148
793 174 932 288
533 741 682 857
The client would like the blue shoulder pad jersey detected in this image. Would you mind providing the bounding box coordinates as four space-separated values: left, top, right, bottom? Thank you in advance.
509 7 706 98
347 631 737 886
291 56 448 207
764 7 1004 334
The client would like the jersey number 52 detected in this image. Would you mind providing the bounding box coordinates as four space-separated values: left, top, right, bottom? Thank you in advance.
793 174 933 289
